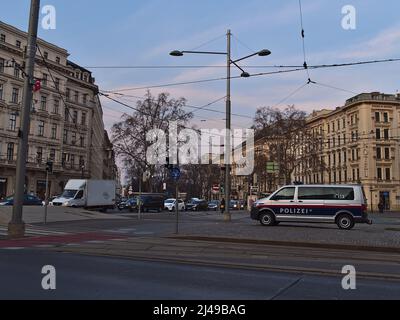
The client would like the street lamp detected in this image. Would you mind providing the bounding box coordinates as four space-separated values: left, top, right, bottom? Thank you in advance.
170 29 271 222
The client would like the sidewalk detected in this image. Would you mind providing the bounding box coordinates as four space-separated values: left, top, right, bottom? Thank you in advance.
0 206 128 226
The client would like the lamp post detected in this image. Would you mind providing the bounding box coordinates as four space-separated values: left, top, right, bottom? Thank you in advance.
170 30 271 222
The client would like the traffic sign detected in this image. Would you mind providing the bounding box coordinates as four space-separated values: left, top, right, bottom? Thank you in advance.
170 167 181 181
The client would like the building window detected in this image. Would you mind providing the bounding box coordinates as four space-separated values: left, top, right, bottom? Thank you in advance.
11 88 19 103
376 128 381 140
54 78 60 90
377 168 382 180
73 110 78 124
51 124 57 139
43 51 48 59
352 168 356 182
14 63 20 78
63 129 68 143
83 74 88 82
74 91 79 103
383 112 389 123
385 168 391 181
37 147 43 163
375 112 380 122
71 132 77 145
384 147 390 160
384 129 389 140
53 99 59 114
81 112 86 125
70 154 75 167
80 135 84 147
79 156 85 166
64 107 69 122
0 58 4 73
40 96 47 111
16 40 21 48
0 34 5 43
42 73 48 86
9 113 17 131
83 94 88 105
62 153 67 167
7 143 14 161
56 56 60 64
0 83 3 100
376 147 381 160
49 149 56 161
342 118 346 129
66 88 70 101
38 120 45 136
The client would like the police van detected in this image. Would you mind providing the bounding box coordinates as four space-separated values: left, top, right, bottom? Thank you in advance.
251 184 372 230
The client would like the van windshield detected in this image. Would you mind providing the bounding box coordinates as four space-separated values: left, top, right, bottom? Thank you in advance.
61 189 77 199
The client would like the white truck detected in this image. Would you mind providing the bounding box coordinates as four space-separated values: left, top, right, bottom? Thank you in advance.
52 179 116 210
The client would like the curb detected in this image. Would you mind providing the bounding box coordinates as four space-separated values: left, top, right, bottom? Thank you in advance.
167 235 400 254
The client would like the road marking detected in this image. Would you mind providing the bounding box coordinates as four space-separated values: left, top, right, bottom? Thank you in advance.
33 244 56 248
134 231 154 235
85 240 105 244
1 247 25 250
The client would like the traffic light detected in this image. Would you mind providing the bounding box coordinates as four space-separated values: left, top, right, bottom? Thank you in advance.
46 161 53 173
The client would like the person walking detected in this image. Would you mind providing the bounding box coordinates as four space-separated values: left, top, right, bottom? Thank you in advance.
378 199 384 213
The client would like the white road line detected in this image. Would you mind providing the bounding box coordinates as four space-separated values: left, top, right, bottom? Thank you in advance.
1 247 25 250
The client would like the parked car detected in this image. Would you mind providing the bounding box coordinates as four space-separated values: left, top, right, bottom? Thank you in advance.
43 195 60 206
164 198 185 212
229 200 240 210
0 194 43 206
238 200 246 210
135 193 165 212
118 198 136 211
186 199 208 211
208 200 220 211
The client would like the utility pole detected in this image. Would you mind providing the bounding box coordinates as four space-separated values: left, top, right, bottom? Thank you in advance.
8 0 41 238
175 147 179 234
224 29 232 222
43 168 49 224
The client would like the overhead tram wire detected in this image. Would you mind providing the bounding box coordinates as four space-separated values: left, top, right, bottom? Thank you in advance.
101 91 254 120
298 0 310 80
101 58 400 94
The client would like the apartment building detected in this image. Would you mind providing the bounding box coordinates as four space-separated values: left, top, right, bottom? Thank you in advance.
294 92 400 211
0 21 116 199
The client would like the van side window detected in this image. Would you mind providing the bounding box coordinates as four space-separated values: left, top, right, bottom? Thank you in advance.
75 190 84 199
298 187 354 200
298 187 327 200
271 187 295 200
330 188 354 200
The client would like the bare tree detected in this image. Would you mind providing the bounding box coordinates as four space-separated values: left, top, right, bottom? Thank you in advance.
252 105 323 185
111 91 193 192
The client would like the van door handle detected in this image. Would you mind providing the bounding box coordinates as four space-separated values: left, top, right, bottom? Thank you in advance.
290 200 295 203
298 200 303 203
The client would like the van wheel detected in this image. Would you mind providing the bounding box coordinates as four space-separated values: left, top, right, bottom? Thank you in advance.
336 214 355 230
259 212 276 226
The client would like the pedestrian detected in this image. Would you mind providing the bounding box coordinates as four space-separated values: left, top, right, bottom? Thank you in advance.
220 198 225 213
378 199 384 213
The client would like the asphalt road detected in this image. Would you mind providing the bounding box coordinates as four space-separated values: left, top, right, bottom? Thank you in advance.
1 249 400 300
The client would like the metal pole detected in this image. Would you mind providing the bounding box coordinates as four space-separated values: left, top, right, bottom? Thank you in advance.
175 181 179 234
138 172 142 220
8 0 41 238
175 147 179 234
224 29 231 222
43 169 49 224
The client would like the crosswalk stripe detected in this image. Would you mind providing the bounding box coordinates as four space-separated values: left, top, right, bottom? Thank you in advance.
0 226 67 236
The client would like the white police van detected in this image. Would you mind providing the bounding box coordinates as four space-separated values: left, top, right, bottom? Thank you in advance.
251 184 372 230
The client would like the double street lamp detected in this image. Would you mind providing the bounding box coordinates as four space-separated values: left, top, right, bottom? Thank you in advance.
170 29 271 221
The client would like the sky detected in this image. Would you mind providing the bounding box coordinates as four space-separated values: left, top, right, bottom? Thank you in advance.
1 0 400 133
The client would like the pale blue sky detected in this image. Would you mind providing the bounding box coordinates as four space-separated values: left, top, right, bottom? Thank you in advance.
2 0 400 130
